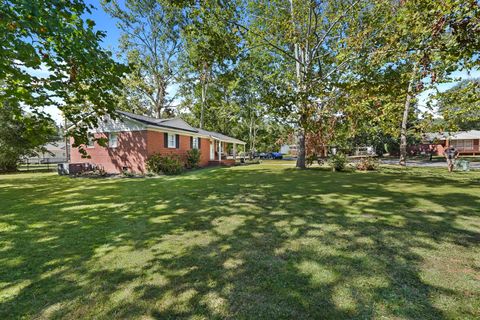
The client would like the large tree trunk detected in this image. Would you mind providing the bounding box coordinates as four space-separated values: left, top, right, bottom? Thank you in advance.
296 127 306 169
248 115 253 159
399 63 417 166
290 0 307 169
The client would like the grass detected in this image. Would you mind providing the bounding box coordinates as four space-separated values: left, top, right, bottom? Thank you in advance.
1 162 479 319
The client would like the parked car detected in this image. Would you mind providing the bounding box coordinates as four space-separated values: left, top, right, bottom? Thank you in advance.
259 152 269 159
269 152 283 160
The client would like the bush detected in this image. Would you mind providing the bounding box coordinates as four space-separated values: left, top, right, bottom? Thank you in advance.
328 153 347 172
356 157 379 171
146 153 184 175
306 154 317 167
186 149 201 169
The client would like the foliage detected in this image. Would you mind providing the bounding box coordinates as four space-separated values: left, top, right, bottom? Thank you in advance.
305 154 318 168
179 0 242 128
0 102 57 172
436 79 480 131
102 0 184 118
121 168 135 178
356 157 379 171
146 153 184 175
185 149 201 169
371 0 480 164
328 153 347 172
1 0 126 153
78 168 109 178
240 0 395 168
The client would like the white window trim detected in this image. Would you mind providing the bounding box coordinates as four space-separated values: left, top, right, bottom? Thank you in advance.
192 137 199 149
109 132 118 148
168 133 176 148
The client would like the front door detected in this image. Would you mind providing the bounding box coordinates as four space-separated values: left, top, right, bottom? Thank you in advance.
210 142 215 160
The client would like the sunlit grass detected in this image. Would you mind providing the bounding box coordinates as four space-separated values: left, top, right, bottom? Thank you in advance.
0 164 479 319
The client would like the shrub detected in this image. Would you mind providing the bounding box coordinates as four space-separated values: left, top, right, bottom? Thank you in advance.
328 153 347 172
146 153 184 175
356 157 379 171
306 154 317 167
186 149 201 169
122 169 135 177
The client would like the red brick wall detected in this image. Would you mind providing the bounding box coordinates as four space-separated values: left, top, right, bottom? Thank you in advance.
145 131 212 167
70 130 216 173
70 131 148 173
199 137 211 166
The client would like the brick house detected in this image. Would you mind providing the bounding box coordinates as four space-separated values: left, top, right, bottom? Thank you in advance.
418 130 480 156
70 111 246 173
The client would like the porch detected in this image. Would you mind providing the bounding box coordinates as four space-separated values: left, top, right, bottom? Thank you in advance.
203 132 246 166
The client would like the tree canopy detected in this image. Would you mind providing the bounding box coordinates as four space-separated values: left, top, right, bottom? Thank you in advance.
436 79 480 131
0 101 57 172
3 0 479 164
1 0 126 152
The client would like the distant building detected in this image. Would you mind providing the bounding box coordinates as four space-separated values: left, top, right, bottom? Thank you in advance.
419 130 480 156
23 141 68 164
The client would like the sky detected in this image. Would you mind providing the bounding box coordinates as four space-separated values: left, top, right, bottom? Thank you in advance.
85 0 122 52
40 0 479 124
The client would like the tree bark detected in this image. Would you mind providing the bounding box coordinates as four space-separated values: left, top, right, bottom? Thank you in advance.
200 62 209 129
399 63 418 166
296 126 306 169
290 0 307 169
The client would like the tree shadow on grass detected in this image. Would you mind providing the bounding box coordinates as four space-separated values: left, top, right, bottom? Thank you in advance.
0 167 479 319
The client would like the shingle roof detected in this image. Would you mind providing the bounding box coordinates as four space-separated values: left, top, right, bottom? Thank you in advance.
117 110 245 144
196 128 246 145
424 130 480 141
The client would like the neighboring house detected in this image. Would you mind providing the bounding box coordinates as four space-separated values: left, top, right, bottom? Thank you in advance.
279 144 296 155
70 111 246 173
23 141 68 164
419 130 480 156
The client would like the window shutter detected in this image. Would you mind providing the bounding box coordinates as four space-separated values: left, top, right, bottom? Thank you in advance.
198 138 201 149
190 136 193 149
176 134 180 149
164 133 168 147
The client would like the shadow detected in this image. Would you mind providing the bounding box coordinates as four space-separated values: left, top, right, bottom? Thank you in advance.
0 166 479 318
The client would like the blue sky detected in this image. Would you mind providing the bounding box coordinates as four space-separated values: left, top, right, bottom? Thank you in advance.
85 0 122 52
41 1 479 123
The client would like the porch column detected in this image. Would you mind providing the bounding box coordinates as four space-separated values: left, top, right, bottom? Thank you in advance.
233 143 237 160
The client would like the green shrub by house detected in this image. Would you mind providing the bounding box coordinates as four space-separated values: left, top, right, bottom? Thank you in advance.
147 153 184 175
186 149 201 169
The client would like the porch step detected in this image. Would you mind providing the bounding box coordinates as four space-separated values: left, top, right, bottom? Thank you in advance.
208 159 236 167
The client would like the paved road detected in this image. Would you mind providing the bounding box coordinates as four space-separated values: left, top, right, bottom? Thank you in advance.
380 159 480 169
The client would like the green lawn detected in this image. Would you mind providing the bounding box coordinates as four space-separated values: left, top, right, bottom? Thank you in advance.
1 163 479 319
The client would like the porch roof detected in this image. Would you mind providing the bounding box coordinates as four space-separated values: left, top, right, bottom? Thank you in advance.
196 129 246 145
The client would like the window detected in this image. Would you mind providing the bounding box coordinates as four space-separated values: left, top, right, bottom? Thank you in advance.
168 133 176 148
87 136 94 148
192 137 199 149
451 139 473 150
109 132 118 148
